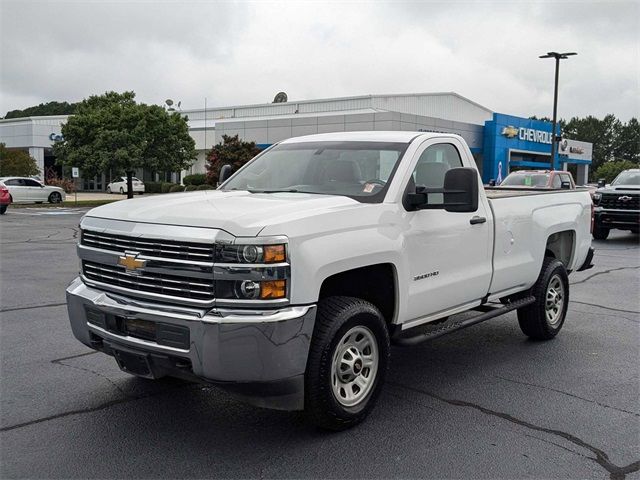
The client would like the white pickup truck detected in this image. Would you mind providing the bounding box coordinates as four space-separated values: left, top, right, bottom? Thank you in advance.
67 132 594 430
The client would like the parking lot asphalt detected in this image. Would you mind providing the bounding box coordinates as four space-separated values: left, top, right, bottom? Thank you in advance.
1 207 639 479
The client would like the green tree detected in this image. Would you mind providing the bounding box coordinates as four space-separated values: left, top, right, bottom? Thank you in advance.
4 101 77 119
0 143 40 176
614 118 640 164
594 160 638 183
205 134 260 185
54 91 196 198
563 114 622 176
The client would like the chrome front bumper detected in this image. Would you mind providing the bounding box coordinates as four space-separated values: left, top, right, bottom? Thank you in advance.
66 277 316 410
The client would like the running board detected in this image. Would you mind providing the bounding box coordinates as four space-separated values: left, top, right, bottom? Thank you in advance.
392 296 536 346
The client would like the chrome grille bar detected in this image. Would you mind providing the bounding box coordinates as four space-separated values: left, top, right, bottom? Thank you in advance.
81 230 215 262
83 261 214 301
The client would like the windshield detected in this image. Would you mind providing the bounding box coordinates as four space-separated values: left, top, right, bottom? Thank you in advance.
612 171 640 186
221 141 409 202
501 173 550 187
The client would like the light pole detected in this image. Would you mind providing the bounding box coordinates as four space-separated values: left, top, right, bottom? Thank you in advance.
539 51 576 169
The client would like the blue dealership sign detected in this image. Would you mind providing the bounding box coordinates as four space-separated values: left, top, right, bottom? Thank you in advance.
482 113 561 183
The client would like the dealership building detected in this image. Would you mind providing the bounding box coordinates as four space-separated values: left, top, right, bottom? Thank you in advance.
0 92 592 188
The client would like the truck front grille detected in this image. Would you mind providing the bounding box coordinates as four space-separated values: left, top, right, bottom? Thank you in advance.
81 230 215 263
83 261 215 301
600 193 640 210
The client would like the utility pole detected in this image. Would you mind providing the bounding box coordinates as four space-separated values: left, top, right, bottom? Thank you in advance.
539 51 577 169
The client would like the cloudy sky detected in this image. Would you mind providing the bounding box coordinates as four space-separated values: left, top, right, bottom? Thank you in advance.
1 0 638 120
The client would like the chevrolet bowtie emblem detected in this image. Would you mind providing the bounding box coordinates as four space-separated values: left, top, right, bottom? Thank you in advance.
618 196 632 202
118 252 146 274
501 126 519 138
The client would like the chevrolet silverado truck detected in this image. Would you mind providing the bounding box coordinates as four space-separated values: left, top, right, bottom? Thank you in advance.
67 132 594 430
592 169 640 239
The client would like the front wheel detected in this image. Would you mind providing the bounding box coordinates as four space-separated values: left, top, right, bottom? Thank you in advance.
107 187 112 194
0 205 7 215
305 296 389 431
48 192 62 203
592 225 609 240
517 257 569 340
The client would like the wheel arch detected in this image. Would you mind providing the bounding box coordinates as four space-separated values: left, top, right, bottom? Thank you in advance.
318 263 398 325
545 230 576 268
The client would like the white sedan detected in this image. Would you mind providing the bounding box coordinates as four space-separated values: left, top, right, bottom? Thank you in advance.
106 177 145 194
0 177 66 204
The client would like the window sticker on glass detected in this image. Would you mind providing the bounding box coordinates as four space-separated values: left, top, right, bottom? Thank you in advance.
524 176 532 186
363 183 376 193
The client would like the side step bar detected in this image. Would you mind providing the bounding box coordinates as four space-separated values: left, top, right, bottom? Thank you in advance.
392 296 536 346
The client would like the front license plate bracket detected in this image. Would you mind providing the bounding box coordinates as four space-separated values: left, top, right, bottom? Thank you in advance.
112 347 155 379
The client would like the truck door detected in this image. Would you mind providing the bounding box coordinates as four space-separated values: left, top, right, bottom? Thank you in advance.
403 140 493 321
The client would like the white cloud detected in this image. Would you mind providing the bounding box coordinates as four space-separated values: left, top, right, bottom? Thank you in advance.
1 0 638 120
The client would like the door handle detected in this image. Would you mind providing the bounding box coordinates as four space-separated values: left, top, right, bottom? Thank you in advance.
470 216 486 225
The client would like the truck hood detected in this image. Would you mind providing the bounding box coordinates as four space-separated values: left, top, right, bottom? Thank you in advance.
85 190 364 236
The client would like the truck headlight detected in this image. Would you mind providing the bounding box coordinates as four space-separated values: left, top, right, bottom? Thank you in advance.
217 244 286 264
217 279 287 300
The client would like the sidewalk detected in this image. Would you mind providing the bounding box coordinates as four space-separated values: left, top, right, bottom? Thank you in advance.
72 192 154 201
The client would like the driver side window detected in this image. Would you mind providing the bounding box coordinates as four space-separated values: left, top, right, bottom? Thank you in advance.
411 143 463 204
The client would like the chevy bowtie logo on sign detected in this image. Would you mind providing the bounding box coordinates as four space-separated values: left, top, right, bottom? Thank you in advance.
501 126 519 138
118 251 147 275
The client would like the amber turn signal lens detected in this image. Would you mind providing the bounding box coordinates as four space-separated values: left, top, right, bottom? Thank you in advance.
260 280 286 299
263 244 286 263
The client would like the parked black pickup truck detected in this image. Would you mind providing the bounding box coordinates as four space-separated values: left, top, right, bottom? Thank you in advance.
592 169 640 239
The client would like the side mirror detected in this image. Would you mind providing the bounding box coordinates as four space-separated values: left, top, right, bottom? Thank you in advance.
405 186 427 209
561 181 571 189
488 179 496 187
597 178 606 188
218 164 233 185
40 184 45 188
443 167 479 213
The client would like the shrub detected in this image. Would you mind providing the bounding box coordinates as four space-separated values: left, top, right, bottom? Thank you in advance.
197 184 214 190
44 167 75 193
185 185 198 191
144 181 163 193
46 177 76 193
594 160 639 183
183 173 207 186
169 185 184 193
161 182 177 193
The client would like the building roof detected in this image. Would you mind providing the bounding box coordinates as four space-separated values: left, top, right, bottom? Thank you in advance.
280 131 451 144
184 92 494 126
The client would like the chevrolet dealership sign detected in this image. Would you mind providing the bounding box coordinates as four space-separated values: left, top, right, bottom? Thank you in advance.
502 126 553 144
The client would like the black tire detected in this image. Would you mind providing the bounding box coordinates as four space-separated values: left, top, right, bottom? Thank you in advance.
119 187 124 194
517 257 569 340
592 225 609 240
48 192 62 204
107 187 112 194
305 296 390 431
0 204 7 215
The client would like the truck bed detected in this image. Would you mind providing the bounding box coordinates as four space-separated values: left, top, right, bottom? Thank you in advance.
485 187 591 199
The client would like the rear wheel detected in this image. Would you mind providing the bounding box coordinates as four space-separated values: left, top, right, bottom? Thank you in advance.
517 257 569 340
305 296 389 431
592 225 609 240
48 192 62 204
0 205 7 215
119 187 124 194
